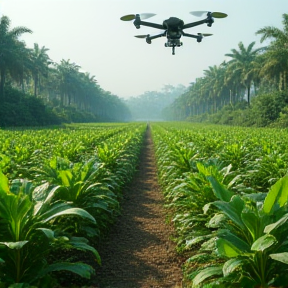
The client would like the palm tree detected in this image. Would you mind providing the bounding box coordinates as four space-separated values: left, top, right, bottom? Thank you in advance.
225 41 264 105
203 64 228 112
56 59 80 107
0 15 32 100
256 13 288 91
5 40 32 93
30 43 51 97
79 72 99 111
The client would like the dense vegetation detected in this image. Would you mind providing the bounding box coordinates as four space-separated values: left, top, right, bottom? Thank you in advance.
0 16 131 127
0 123 146 287
1 121 288 287
163 14 288 128
151 122 288 287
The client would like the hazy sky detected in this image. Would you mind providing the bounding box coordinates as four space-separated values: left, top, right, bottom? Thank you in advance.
1 0 286 98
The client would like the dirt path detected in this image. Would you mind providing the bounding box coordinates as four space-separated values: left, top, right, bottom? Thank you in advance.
92 127 183 288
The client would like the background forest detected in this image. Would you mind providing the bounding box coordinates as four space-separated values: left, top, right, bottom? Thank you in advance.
163 13 288 127
0 15 131 126
0 13 288 127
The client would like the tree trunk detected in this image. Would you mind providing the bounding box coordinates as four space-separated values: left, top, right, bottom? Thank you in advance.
34 74 38 97
0 68 6 101
247 85 251 106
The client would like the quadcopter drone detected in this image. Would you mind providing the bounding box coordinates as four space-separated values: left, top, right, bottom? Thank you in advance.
120 11 227 55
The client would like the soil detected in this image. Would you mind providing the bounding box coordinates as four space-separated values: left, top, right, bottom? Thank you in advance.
92 127 183 288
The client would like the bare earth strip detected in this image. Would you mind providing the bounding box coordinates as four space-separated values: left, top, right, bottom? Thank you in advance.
92 127 183 288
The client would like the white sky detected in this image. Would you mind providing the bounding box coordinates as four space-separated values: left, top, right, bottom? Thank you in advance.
1 0 286 98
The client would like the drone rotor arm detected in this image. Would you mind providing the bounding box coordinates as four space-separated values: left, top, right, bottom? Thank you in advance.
182 32 198 39
148 31 166 40
135 31 166 44
182 32 213 38
135 20 164 30
183 19 207 29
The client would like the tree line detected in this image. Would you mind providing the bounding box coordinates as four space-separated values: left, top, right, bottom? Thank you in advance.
163 13 288 127
125 84 187 121
0 15 131 126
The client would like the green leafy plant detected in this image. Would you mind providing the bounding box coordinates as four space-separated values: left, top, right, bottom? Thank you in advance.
192 174 288 288
0 171 99 287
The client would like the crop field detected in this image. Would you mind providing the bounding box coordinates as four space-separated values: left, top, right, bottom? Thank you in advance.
150 122 288 287
0 123 147 287
1 122 288 287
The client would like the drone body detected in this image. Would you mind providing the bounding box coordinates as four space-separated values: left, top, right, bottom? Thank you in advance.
121 11 227 55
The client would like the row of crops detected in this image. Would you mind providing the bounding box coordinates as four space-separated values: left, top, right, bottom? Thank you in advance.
151 122 288 288
0 123 147 287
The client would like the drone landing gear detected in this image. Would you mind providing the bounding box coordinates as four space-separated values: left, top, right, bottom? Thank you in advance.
172 45 176 55
165 41 183 55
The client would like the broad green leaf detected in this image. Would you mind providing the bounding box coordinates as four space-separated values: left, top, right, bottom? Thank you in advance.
33 185 60 216
223 258 245 277
10 194 32 231
217 230 250 255
186 253 211 263
270 252 288 264
263 175 288 214
39 262 95 279
203 202 212 214
70 237 101 264
36 228 55 240
33 182 51 202
241 210 259 241
185 234 213 248
58 170 73 187
212 195 245 230
0 170 10 194
42 207 96 223
207 176 234 202
243 192 266 203
38 202 73 220
207 213 226 228
264 213 288 234
217 238 246 258
192 266 223 286
251 234 277 252
10 179 34 196
0 241 28 250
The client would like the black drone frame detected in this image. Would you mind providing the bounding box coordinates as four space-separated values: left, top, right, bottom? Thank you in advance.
121 11 227 55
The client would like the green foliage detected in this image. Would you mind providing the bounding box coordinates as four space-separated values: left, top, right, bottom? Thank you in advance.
0 123 146 286
0 87 62 127
192 175 288 288
0 170 98 286
33 157 120 238
151 122 288 287
197 91 288 127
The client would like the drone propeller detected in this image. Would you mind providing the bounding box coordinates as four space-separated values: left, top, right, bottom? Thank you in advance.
198 33 213 37
134 35 148 38
120 13 156 21
190 11 227 18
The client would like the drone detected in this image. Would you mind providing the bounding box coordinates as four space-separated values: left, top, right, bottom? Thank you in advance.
120 11 227 55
